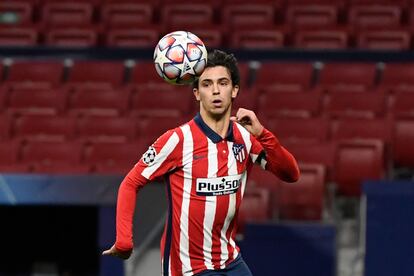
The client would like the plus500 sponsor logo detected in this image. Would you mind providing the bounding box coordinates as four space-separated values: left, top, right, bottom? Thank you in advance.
196 174 242 196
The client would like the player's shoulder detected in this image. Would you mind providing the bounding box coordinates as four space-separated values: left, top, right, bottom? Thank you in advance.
161 119 193 141
233 121 254 138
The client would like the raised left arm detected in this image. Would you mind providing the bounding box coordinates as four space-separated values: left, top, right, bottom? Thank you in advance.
231 108 300 182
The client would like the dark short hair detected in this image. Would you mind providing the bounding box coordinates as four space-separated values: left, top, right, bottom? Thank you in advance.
192 49 240 89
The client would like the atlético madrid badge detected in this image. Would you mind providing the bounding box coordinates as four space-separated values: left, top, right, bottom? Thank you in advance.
232 144 245 162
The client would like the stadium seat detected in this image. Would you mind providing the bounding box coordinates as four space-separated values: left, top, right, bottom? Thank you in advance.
13 115 76 142
77 116 137 143
380 63 414 92
161 4 214 28
319 63 377 92
85 141 150 174
0 2 33 26
237 61 251 89
356 30 411 50
285 141 335 180
288 0 346 8
137 116 189 142
67 61 125 88
41 2 94 27
222 4 275 30
130 89 192 118
0 141 28 173
286 5 338 29
21 141 90 173
348 5 402 30
267 117 330 144
331 118 392 143
349 0 408 8
0 26 38 46
389 91 414 118
331 117 393 162
334 139 385 197
106 27 160 48
323 90 387 119
6 88 67 115
294 30 349 49
232 88 259 112
68 88 130 117
229 29 285 49
392 117 414 168
5 61 64 89
0 86 6 111
101 3 153 27
237 186 271 233
129 61 172 91
44 27 98 48
0 114 11 141
277 163 325 220
254 62 314 92
259 90 322 119
248 165 279 188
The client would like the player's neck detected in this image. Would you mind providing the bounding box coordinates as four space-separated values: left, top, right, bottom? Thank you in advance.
199 109 231 139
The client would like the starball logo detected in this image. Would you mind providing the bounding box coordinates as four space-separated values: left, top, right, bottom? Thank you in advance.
196 174 242 196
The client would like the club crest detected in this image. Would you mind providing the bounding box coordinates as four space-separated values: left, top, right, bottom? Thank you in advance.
232 144 246 162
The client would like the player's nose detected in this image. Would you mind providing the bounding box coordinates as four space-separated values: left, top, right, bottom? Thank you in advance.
212 82 220 95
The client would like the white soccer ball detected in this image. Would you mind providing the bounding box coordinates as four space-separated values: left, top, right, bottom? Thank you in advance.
153 31 208 85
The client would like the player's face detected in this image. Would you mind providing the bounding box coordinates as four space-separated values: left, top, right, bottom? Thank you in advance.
193 66 239 118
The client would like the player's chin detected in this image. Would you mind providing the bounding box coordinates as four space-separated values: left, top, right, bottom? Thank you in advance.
209 106 227 115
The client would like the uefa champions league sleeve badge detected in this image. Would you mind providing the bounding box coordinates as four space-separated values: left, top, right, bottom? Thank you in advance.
142 146 157 165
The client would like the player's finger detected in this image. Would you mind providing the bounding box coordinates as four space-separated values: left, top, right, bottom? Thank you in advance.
102 249 112 256
230 116 237 121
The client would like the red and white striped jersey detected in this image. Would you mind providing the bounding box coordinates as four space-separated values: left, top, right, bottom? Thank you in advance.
115 113 299 276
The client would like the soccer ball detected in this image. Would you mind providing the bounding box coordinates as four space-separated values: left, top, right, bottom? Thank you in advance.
153 31 208 85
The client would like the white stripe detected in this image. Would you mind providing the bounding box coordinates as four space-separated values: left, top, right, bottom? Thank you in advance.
220 142 238 267
169 257 171 276
203 139 217 270
260 158 268 170
142 132 180 179
236 123 253 161
179 125 193 274
230 171 247 260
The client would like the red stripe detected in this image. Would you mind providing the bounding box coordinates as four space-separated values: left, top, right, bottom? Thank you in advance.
187 123 208 272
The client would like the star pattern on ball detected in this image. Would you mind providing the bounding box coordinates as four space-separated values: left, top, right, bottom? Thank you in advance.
180 51 199 77
154 46 170 71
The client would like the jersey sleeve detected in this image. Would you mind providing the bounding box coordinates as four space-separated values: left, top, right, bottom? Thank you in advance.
135 129 182 181
253 128 300 183
115 129 182 252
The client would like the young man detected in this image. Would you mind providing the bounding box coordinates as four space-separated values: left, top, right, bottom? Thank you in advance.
103 50 300 276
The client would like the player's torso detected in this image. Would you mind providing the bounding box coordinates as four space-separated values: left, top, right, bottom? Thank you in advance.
163 121 252 274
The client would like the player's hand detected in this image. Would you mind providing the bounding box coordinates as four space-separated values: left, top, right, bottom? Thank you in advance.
230 108 264 137
102 244 132 260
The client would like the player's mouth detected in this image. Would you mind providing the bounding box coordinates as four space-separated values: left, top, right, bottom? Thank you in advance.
212 99 223 107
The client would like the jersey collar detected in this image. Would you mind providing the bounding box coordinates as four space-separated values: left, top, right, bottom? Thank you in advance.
194 113 234 143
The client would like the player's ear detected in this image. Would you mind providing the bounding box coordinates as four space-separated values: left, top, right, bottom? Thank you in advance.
231 85 239 99
193 88 201 101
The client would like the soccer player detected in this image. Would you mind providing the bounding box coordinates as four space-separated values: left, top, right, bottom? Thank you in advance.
103 50 300 276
